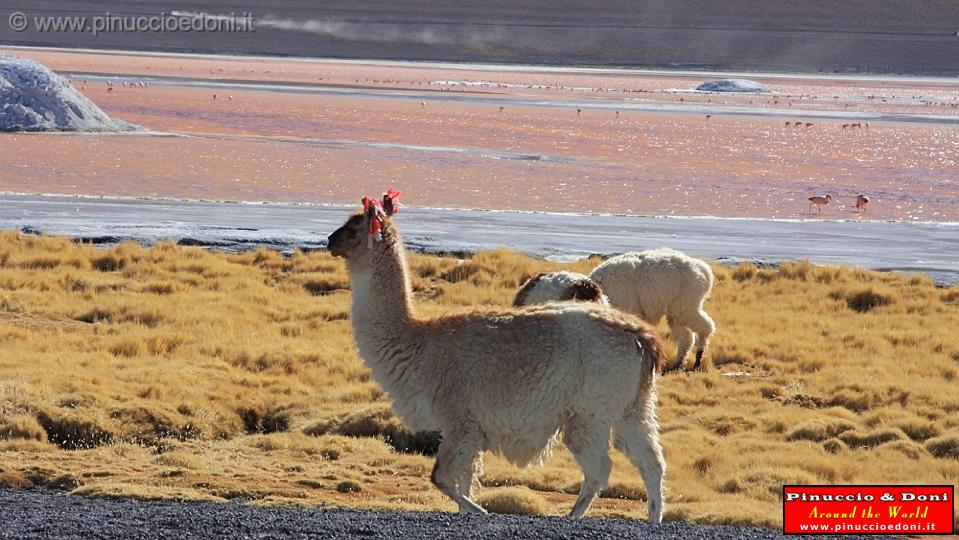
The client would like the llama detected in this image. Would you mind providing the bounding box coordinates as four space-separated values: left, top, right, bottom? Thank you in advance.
514 249 715 372
513 270 610 307
327 189 667 521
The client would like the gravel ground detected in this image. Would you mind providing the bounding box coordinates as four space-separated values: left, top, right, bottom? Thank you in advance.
1 488 888 540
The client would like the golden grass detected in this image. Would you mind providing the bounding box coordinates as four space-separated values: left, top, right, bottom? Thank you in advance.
475 487 551 515
0 231 957 528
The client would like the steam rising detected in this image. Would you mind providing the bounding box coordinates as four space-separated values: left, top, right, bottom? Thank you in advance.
171 11 577 51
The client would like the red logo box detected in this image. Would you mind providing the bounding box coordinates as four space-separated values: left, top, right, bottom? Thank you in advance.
783 485 954 535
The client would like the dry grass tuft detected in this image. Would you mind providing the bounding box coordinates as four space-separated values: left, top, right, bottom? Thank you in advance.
720 468 819 499
303 405 441 455
836 287 895 313
74 482 226 502
0 470 34 489
601 480 647 501
109 405 200 444
47 473 80 490
335 480 362 493
153 451 201 470
821 438 847 454
895 419 941 442
35 410 114 450
837 428 906 449
238 404 293 435
877 440 926 460
784 419 855 442
0 415 47 442
475 486 550 515
924 435 959 459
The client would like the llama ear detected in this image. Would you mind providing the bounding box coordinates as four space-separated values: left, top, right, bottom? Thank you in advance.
360 198 371 220
382 187 401 217
565 279 604 302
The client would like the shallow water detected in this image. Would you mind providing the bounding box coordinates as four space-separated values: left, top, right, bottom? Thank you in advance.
2 194 956 286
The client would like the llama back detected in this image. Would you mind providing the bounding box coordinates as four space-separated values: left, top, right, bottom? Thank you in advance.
591 248 713 321
414 304 661 464
583 306 667 374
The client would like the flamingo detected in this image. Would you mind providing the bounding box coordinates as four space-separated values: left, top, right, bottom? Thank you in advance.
808 194 832 213
855 194 870 213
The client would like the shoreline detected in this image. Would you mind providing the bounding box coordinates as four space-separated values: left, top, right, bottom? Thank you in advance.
3 190 958 228
2 192 956 286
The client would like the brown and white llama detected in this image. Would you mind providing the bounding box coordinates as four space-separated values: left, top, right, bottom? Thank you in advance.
327 189 667 521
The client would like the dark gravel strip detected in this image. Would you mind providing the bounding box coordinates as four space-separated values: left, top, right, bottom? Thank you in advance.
0 488 888 540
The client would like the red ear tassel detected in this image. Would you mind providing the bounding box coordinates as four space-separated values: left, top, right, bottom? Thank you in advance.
361 196 384 246
383 187 401 216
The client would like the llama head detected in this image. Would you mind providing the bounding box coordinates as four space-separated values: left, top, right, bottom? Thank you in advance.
513 271 611 307
561 278 606 303
328 188 401 260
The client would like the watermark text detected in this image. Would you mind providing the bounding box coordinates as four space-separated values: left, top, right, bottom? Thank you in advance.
7 11 254 36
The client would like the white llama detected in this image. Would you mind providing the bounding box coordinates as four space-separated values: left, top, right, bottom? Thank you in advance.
514 249 715 372
327 189 666 521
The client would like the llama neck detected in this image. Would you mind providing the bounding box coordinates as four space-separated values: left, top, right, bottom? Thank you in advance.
347 237 416 349
347 237 436 431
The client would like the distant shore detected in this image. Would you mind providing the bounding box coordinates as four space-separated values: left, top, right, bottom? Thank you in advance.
1 1 958 75
1 193 956 286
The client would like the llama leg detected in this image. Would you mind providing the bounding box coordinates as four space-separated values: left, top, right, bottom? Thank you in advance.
456 452 483 499
667 319 694 372
614 416 666 524
564 420 612 518
431 434 487 514
687 309 716 370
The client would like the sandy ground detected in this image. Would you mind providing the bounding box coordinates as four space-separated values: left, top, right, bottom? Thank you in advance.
0 47 957 221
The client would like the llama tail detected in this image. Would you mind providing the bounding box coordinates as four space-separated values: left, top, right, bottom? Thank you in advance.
637 330 668 376
703 262 716 299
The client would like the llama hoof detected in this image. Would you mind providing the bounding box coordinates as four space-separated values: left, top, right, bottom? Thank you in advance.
694 350 705 369
459 505 488 515
648 503 663 524
661 362 683 375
